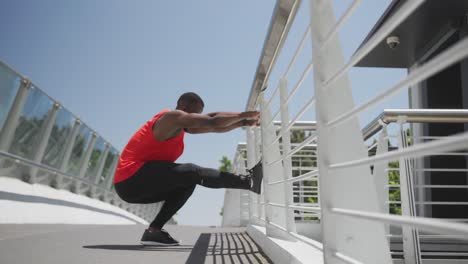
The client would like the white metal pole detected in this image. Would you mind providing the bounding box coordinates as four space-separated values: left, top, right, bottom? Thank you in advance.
246 128 257 223
254 127 264 224
259 92 273 233
259 92 293 240
374 124 390 235
0 78 31 152
309 0 392 262
397 119 422 264
237 151 250 226
374 124 390 214
279 77 297 233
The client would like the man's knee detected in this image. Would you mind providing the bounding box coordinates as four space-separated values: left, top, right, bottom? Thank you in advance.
174 163 203 182
179 163 201 173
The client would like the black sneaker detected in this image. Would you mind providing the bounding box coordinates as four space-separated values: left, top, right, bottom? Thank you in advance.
140 228 180 246
248 160 263 194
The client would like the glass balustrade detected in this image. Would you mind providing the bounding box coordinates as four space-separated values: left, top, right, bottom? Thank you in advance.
8 86 53 160
85 136 106 179
100 148 118 185
0 62 120 193
67 124 93 176
42 108 75 168
0 62 21 131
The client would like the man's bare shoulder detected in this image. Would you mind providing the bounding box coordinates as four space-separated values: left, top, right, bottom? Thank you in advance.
159 110 185 120
155 110 192 129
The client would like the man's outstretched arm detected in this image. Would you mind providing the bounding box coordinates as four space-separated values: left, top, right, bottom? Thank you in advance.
153 110 260 139
170 110 259 128
185 118 259 134
212 119 259 133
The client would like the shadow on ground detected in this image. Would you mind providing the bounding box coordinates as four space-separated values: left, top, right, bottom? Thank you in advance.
84 231 273 264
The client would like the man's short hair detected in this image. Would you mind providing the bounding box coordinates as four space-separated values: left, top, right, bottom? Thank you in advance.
177 92 204 107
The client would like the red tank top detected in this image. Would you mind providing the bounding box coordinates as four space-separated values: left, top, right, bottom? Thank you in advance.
113 109 185 183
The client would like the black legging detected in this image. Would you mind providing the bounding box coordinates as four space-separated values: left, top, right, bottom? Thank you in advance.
114 161 251 229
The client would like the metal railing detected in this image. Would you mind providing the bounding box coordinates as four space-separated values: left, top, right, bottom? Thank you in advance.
225 0 468 263
0 60 161 223
363 110 468 261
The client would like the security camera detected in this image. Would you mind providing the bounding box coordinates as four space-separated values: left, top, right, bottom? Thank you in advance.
386 36 400 49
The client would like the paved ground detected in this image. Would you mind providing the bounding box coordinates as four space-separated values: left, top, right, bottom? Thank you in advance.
0 224 273 264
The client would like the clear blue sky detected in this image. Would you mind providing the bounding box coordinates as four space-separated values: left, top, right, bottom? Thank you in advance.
0 0 406 226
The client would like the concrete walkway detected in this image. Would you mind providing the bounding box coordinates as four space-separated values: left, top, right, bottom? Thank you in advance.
0 224 273 264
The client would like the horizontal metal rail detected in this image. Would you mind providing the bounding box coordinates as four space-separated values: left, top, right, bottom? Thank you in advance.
363 109 468 140
414 168 468 172
320 0 425 91
319 0 362 51
266 133 317 166
414 185 468 189
273 120 317 130
330 131 468 171
285 96 316 132
285 61 313 105
269 169 319 186
264 82 281 111
0 61 112 145
267 108 282 127
284 26 311 78
289 205 321 212
331 207 468 237
388 201 468 205
329 37 468 129
245 0 301 110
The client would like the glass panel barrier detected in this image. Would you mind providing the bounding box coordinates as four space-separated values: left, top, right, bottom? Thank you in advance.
0 61 140 217
85 136 106 178
0 62 22 131
100 147 118 185
67 125 92 175
8 86 53 160
42 108 75 168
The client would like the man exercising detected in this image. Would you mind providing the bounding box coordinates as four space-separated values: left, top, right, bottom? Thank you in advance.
113 92 262 246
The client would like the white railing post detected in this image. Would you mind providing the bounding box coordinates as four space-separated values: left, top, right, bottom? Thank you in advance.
29 102 60 183
374 124 390 215
259 92 294 241
373 123 391 239
0 78 31 152
235 150 250 226
279 77 297 234
397 118 422 264
298 158 303 215
222 151 243 227
254 127 264 224
309 0 392 262
246 127 258 224
237 152 250 226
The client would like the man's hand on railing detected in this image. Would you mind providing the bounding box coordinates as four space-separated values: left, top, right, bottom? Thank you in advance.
242 118 260 127
240 111 260 119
